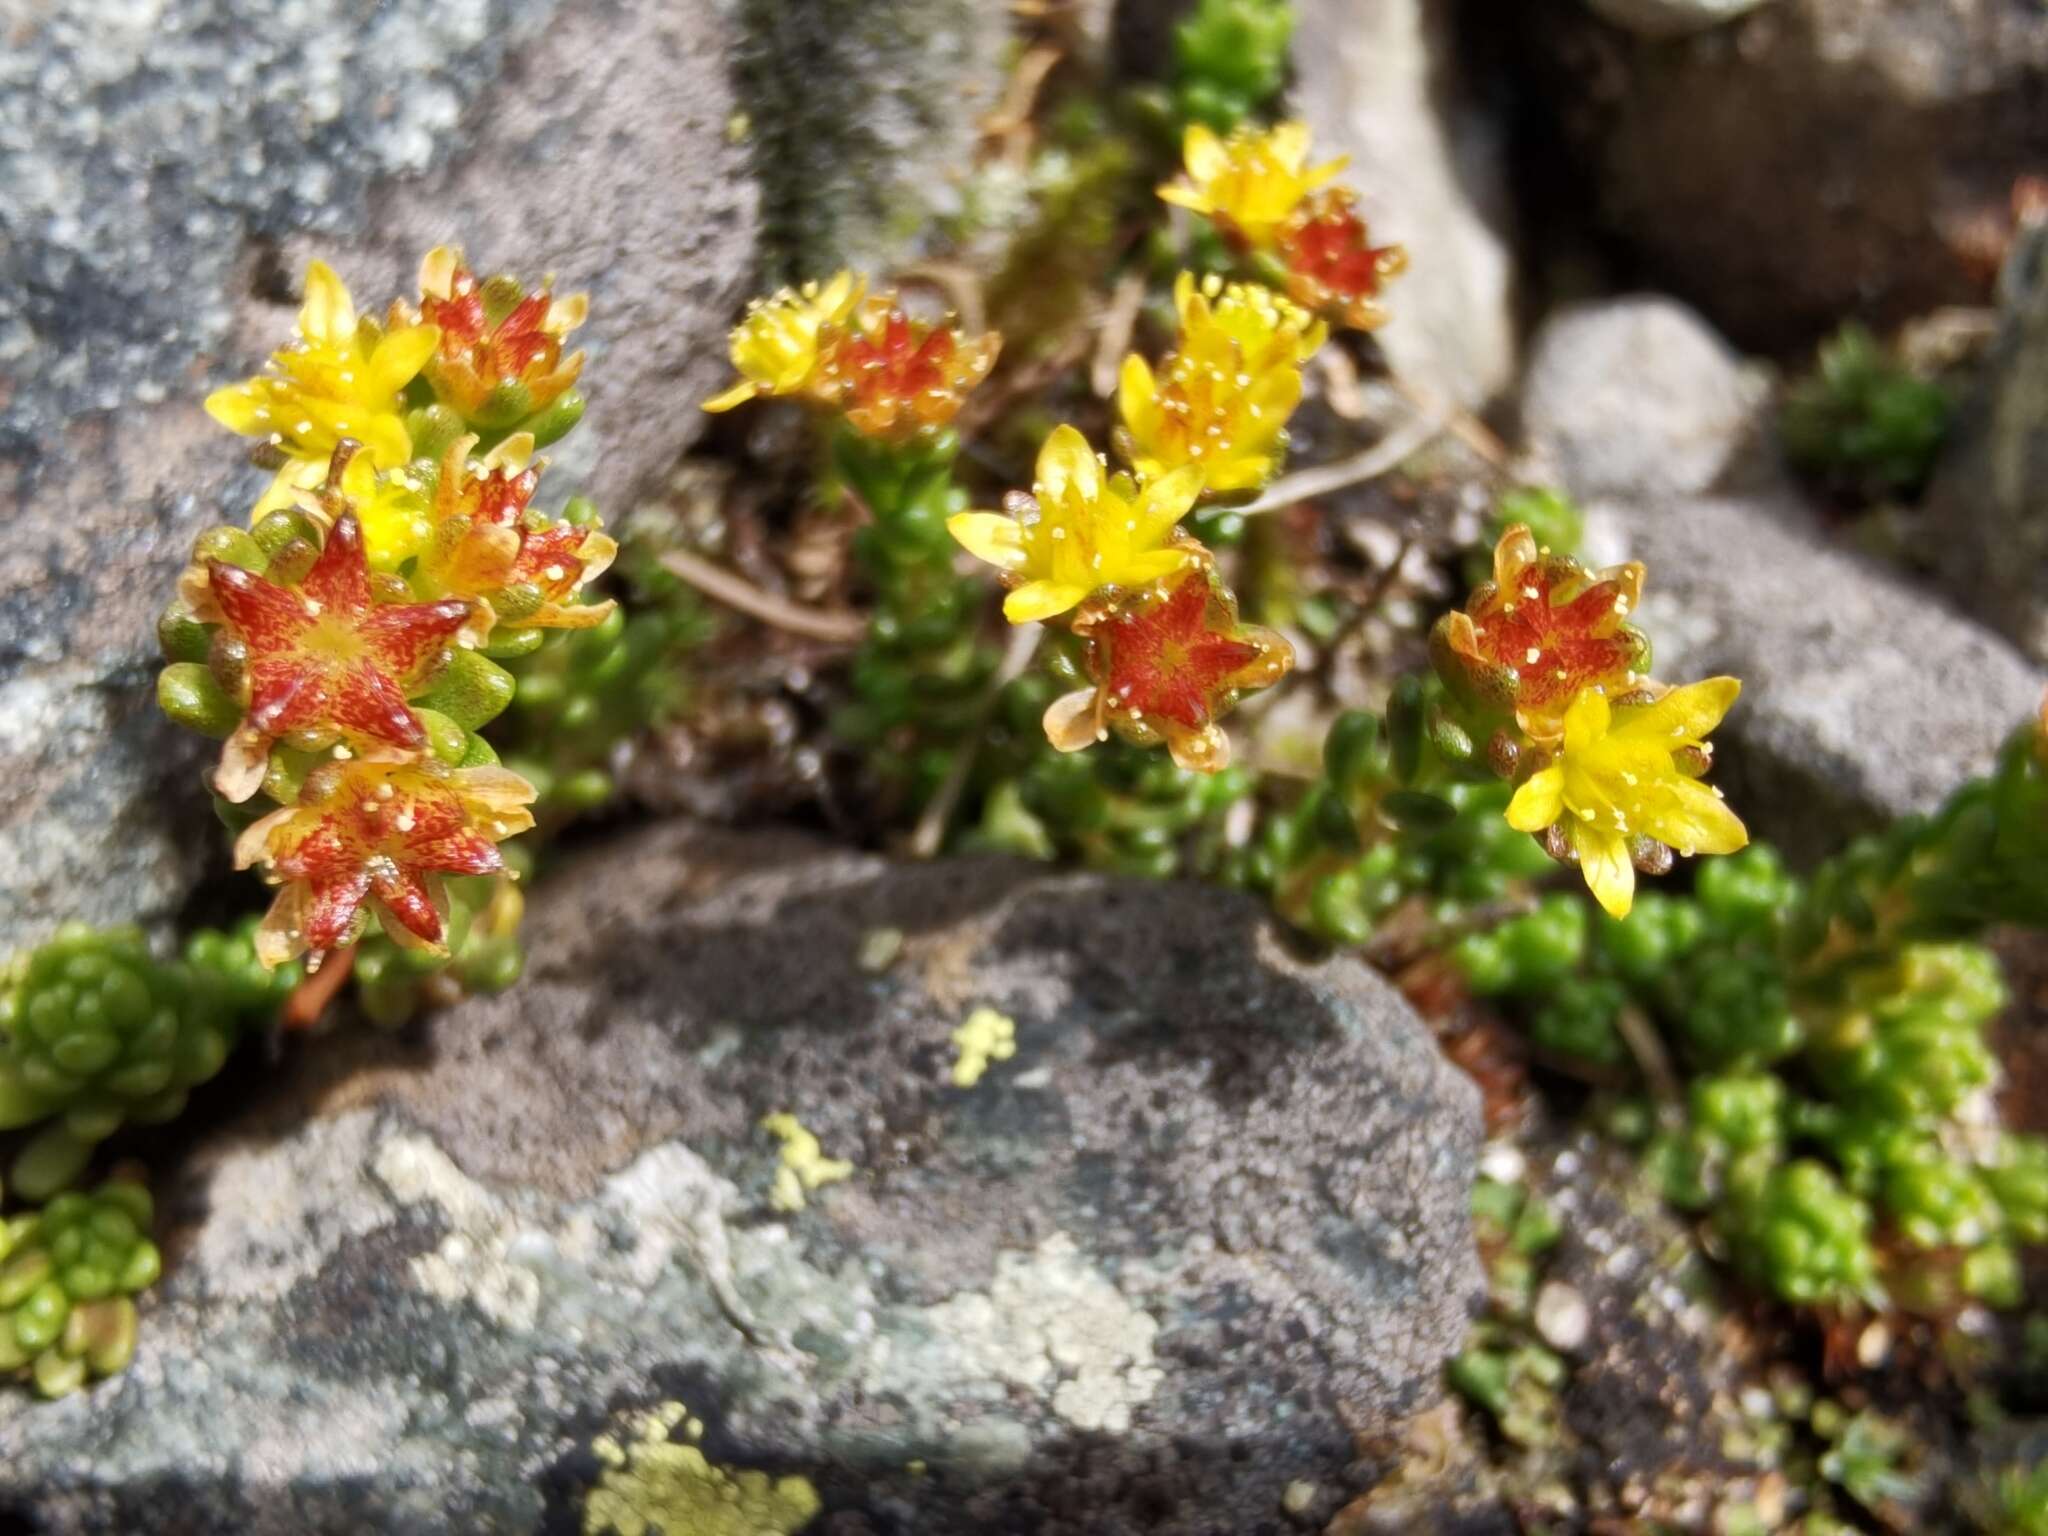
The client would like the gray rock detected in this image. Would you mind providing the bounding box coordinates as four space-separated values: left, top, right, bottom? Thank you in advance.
0 827 1484 1535
1292 0 1519 407
733 0 1011 278
1521 299 2042 861
1519 296 1770 502
0 0 757 956
1924 215 2048 663
1623 491 2042 861
1581 0 1775 38
1519 0 2048 347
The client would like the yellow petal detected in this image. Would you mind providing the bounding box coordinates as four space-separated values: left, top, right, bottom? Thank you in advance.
1614 677 1741 744
1645 779 1750 858
575 530 619 586
1505 766 1564 832
1171 269 1206 328
255 885 312 970
232 803 299 871
947 512 1029 572
251 458 326 522
356 414 416 470
370 323 441 396
1133 464 1205 540
545 291 590 335
702 379 761 413
1302 153 1349 191
1156 184 1210 214
1036 424 1101 506
1184 123 1227 181
1117 547 1197 587
418 246 462 301
1042 689 1102 754
204 380 271 435
481 432 535 473
1168 723 1231 775
1004 580 1090 624
1268 121 1311 171
1573 825 1637 919
1117 354 1159 441
1561 686 1613 749
1492 523 1538 590
299 261 356 345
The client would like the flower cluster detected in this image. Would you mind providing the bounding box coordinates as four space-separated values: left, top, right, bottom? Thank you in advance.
166 256 616 967
1433 524 1746 918
1158 123 1407 331
702 271 999 443
1115 272 1326 495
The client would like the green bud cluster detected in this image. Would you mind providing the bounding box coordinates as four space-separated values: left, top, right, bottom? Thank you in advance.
829 429 1000 813
501 566 711 824
1788 728 2048 977
1456 807 2046 1312
0 921 296 1200
0 1174 160 1397
1225 705 1554 947
1171 0 1295 133
1779 322 1951 503
1716 1159 1881 1310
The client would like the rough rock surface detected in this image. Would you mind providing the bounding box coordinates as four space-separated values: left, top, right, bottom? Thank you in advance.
733 0 1011 278
1518 297 1771 504
0 827 1484 1535
1520 297 2042 861
1925 216 2048 664
1581 0 1774 37
1520 0 2048 347
0 0 758 955
1292 0 1519 407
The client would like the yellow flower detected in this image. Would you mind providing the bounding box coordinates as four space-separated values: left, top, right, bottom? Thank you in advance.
947 425 1204 623
1117 272 1326 494
1506 680 1749 919
1156 122 1346 250
205 260 439 510
701 271 864 413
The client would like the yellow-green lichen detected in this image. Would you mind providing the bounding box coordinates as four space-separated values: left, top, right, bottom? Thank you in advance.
950 1006 1017 1088
759 1113 853 1213
584 1400 821 1536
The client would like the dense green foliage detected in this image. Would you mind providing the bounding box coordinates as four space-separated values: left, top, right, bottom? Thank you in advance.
1781 322 1952 502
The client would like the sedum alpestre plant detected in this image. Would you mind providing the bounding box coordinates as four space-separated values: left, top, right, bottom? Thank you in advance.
0 247 687 1394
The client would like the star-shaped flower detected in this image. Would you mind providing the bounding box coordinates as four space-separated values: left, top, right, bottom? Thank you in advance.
702 271 865 414
1156 122 1347 251
408 436 618 642
407 245 588 427
816 298 1000 442
235 757 536 967
1431 523 1650 743
948 425 1205 623
1276 186 1408 332
204 260 439 518
1117 272 1326 493
205 512 471 802
1044 563 1293 773
1505 680 1749 919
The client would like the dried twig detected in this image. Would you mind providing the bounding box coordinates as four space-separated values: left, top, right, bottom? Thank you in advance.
1615 1002 1684 1105
908 621 1044 859
659 548 868 645
1234 410 1446 518
1386 371 1509 470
